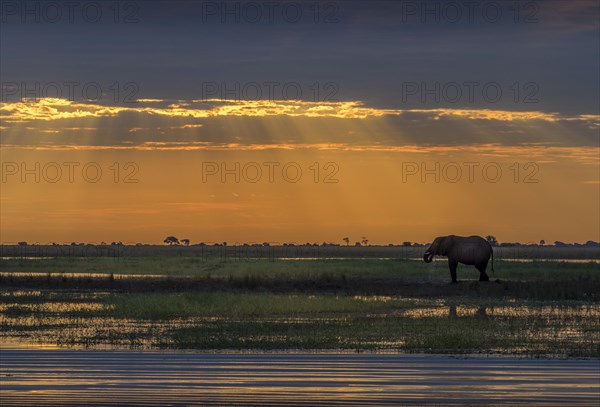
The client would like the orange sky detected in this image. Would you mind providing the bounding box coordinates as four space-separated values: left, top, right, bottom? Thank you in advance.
1 98 599 244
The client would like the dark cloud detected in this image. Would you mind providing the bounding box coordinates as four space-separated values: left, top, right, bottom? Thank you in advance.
1 1 598 115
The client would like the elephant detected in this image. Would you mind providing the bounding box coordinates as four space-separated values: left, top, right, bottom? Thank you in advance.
423 235 494 283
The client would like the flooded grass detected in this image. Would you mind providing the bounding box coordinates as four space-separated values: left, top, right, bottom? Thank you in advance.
169 311 599 356
107 292 419 319
1 258 598 354
1 289 598 356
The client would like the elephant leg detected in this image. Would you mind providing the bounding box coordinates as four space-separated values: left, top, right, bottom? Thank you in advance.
448 259 458 283
477 264 489 282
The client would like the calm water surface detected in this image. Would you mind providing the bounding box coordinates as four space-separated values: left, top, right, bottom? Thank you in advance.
1 349 598 406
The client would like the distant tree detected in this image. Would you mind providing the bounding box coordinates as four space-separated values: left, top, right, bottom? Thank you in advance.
164 236 180 246
361 237 369 246
18 241 28 246
223 242 227 246
485 235 498 246
355 242 362 246
554 241 567 247
539 240 545 246
342 237 350 246
181 239 190 246
402 241 411 247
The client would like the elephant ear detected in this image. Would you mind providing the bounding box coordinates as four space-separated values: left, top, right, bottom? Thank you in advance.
428 237 440 254
439 236 453 255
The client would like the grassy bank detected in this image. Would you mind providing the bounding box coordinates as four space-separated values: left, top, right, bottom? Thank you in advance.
1 258 599 301
1 257 598 279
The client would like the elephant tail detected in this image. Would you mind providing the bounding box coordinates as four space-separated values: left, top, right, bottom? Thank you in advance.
490 245 495 273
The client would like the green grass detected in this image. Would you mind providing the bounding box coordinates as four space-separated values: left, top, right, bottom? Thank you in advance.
1 257 598 280
166 305 599 356
2 258 598 302
156 294 599 356
106 292 418 319
2 289 598 356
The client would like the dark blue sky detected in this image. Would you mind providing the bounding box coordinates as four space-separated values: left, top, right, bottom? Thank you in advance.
1 0 599 114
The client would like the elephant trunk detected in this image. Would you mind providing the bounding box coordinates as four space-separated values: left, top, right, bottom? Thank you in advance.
423 250 433 263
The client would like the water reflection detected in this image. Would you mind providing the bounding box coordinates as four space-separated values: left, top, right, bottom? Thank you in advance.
1 350 599 406
1 290 598 355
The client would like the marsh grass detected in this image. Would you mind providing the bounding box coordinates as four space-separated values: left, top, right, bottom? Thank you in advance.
106 292 418 319
2 257 598 280
168 308 599 356
1 272 598 302
1 258 598 355
1 289 598 356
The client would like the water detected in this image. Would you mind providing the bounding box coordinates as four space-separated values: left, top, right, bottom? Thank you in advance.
1 349 598 406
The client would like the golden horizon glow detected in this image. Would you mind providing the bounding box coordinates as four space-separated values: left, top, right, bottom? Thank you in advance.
1 97 598 244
